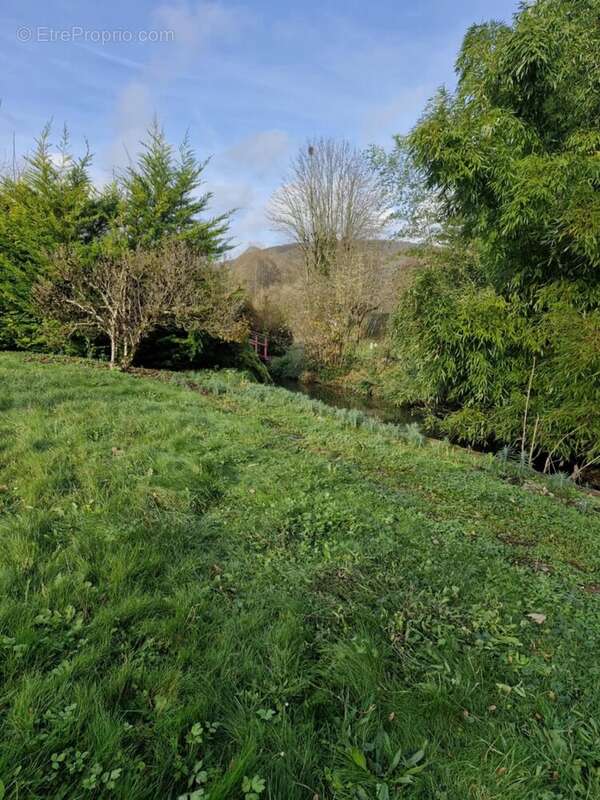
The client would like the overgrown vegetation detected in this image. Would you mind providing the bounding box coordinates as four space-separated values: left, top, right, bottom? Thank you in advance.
267 139 395 369
36 241 247 369
3 1 600 797
381 0 600 476
1 354 600 799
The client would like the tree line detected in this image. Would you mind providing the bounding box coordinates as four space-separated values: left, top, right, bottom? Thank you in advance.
0 122 245 368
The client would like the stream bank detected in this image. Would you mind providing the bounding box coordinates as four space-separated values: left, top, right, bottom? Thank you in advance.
279 379 425 427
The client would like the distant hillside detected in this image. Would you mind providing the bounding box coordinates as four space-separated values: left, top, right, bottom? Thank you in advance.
227 240 420 312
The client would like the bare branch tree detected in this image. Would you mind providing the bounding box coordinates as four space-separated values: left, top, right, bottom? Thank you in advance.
35 242 247 369
268 138 392 366
268 138 390 276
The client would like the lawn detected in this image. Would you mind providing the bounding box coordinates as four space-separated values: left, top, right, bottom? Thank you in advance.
1 353 600 800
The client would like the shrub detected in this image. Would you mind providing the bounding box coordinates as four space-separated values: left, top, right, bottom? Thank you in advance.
269 345 306 382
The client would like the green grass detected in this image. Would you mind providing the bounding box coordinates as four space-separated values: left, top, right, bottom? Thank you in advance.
1 353 600 800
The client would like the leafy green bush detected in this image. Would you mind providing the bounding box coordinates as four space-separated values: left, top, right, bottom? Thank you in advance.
392 262 600 471
386 0 600 476
269 345 306 381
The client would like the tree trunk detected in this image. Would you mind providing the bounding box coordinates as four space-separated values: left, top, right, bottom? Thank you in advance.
119 335 138 371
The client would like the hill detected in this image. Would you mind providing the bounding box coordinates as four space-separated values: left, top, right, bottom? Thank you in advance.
227 240 419 314
1 353 600 799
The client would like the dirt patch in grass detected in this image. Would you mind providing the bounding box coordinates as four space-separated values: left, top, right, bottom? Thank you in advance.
512 556 554 574
583 583 600 594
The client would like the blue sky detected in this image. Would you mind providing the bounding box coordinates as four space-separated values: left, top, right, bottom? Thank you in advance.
1 0 520 249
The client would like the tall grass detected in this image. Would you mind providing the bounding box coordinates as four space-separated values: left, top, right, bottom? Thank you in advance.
0 354 599 799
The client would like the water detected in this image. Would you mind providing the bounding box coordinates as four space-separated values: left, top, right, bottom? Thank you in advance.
280 379 425 427
280 380 600 491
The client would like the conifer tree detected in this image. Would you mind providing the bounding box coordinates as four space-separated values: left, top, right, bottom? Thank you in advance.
0 125 115 349
117 120 230 258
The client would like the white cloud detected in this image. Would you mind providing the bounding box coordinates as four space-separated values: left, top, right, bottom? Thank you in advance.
109 2 248 169
110 80 154 168
145 0 249 87
222 130 292 178
361 86 434 144
211 178 254 212
73 44 145 73
210 177 271 250
228 198 281 252
207 129 294 249
153 0 243 53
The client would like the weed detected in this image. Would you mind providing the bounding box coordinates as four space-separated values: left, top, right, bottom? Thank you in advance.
242 775 266 800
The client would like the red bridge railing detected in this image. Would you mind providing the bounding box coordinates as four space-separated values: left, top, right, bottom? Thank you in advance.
249 331 270 361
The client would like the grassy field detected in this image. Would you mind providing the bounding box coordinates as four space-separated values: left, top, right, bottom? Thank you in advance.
1 353 600 800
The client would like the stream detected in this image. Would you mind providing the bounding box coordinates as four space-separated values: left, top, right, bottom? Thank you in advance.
280 379 426 428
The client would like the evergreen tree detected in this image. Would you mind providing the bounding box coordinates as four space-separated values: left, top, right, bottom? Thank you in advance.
0 125 116 349
117 121 231 258
0 121 236 358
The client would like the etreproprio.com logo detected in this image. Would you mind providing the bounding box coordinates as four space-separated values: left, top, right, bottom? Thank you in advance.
16 26 175 44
